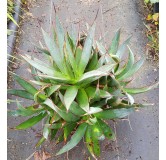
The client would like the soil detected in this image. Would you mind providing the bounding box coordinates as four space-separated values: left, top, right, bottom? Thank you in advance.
7 0 159 160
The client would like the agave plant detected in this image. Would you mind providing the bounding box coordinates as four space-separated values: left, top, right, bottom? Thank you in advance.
8 16 158 158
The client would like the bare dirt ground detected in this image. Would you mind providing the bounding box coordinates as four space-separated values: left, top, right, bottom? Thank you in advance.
7 0 159 159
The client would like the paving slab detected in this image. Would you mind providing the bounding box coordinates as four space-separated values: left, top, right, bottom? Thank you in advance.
7 0 159 160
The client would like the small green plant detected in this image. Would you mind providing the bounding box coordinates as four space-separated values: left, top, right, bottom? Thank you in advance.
144 22 159 59
8 16 158 158
7 0 18 26
143 0 159 60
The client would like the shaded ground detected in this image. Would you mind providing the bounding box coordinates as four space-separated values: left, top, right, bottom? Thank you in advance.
7 0 159 159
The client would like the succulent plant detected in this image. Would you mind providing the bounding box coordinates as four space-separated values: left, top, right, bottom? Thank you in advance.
8 16 158 158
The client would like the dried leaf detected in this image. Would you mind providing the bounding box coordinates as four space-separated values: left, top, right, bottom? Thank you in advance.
42 151 51 160
34 151 42 160
155 21 158 25
152 13 159 22
26 12 34 18
146 14 152 21
34 151 51 160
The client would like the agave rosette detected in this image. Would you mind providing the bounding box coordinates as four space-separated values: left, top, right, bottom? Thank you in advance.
8 16 158 158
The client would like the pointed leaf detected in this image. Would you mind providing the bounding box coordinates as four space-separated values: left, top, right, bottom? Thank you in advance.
64 86 78 111
43 117 51 139
86 53 98 71
30 61 40 81
108 28 121 55
78 64 115 83
35 136 46 147
91 124 101 156
78 24 95 75
67 31 76 51
85 107 103 115
37 74 70 83
30 80 51 86
56 123 88 155
45 85 61 97
75 47 82 66
119 79 132 87
7 13 18 26
56 16 65 56
43 98 79 122
85 126 96 159
118 58 145 81
96 41 110 63
96 41 106 56
91 122 104 140
126 93 134 105
26 54 51 68
97 119 115 140
70 24 77 47
94 108 134 119
8 105 44 117
116 46 135 79
85 87 96 100
21 54 63 77
65 59 75 79
79 70 107 83
37 46 50 56
100 90 112 98
97 56 105 68
124 82 159 94
13 74 37 95
64 122 77 141
69 101 85 116
45 123 62 129
7 89 34 100
50 113 61 123
15 112 47 130
41 28 67 74
66 33 77 74
77 89 89 112
116 36 131 59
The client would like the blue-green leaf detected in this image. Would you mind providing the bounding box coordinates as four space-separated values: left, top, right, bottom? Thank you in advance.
108 28 121 55
94 108 134 119
116 36 131 59
118 58 144 81
116 46 135 79
21 55 56 76
66 33 77 74
56 16 65 56
78 24 95 75
124 82 159 94
41 28 67 74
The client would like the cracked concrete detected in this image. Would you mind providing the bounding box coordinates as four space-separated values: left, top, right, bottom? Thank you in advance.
7 0 159 159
